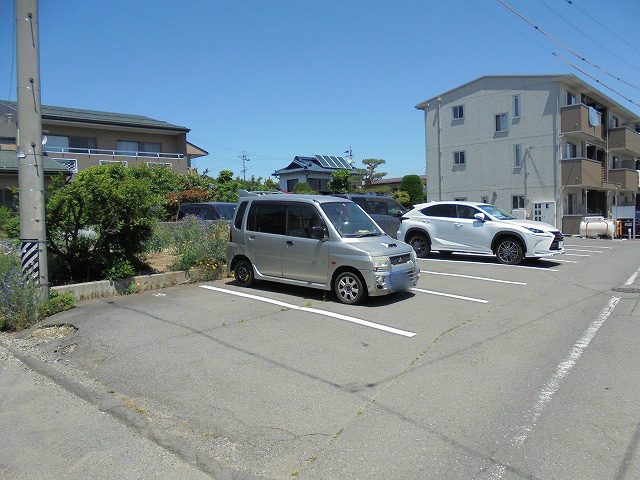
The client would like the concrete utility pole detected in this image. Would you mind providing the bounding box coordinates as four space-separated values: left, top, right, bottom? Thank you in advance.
239 151 249 181
16 0 49 300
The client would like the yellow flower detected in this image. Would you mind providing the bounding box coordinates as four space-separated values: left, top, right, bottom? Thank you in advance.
200 262 203 265
136 283 141 286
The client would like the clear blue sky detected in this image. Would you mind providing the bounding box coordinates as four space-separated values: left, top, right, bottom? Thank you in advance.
1 0 639 180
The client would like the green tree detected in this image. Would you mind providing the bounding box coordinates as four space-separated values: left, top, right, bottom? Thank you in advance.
328 170 353 194
361 159 387 187
292 182 317 194
399 175 425 205
46 163 163 283
391 190 411 207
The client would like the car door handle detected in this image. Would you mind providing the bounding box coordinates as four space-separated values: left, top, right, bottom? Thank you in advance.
421 220 430 224
285 240 294 246
248 235 255 241
454 223 463 227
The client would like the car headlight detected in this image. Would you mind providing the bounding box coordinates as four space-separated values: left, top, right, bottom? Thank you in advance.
524 227 545 234
372 255 390 272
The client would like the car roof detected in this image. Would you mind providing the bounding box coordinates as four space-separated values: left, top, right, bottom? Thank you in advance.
179 202 236 207
410 200 490 209
242 194 355 204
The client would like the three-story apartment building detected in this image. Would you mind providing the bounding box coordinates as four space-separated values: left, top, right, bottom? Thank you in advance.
415 74 640 234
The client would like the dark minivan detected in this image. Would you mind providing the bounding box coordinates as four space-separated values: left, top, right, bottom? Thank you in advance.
177 202 236 221
331 194 406 238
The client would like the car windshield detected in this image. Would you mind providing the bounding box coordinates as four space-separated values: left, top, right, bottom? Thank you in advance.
478 204 517 220
320 201 383 237
215 204 236 220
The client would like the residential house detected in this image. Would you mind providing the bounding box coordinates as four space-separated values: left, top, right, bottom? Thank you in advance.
273 155 355 193
415 75 640 234
371 175 427 193
0 101 207 193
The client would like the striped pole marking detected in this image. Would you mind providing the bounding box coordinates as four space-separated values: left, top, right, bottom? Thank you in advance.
21 240 40 283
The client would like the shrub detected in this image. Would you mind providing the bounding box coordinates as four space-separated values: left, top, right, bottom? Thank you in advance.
391 190 411 207
328 170 353 193
0 207 19 239
0 243 39 331
170 216 228 280
37 290 76 319
399 175 425 204
106 259 136 281
292 182 317 194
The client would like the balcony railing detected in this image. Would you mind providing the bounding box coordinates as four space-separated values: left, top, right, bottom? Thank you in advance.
44 146 184 160
608 168 640 192
561 157 603 188
560 104 605 142
608 127 640 157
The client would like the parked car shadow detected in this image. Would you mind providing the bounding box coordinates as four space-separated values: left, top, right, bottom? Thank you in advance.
222 279 415 306
424 252 563 269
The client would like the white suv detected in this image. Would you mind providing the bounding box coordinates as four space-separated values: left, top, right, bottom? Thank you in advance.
397 201 564 264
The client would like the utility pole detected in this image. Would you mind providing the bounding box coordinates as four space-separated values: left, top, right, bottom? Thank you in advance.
239 151 249 181
344 146 353 164
16 0 49 300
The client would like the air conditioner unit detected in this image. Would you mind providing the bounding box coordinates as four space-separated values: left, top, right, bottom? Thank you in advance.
511 208 527 219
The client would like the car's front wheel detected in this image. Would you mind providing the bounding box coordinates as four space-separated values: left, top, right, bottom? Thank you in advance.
334 271 366 305
234 259 254 287
407 232 431 258
495 238 524 265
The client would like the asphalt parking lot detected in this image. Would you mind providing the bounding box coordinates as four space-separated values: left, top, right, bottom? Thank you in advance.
7 237 640 479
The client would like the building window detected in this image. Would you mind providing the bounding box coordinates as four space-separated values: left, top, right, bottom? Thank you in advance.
512 195 525 209
481 196 489 204
452 105 464 119
454 151 466 165
495 113 509 132
117 141 163 155
566 91 576 106
146 162 172 169
565 142 577 159
52 158 78 173
611 156 618 169
45 135 96 153
454 197 467 201
513 95 520 118
514 144 522 168
99 160 129 167
287 179 298 191
612 115 619 128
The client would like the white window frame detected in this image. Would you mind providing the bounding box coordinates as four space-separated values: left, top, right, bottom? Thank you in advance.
452 105 464 119
52 158 77 173
99 160 129 167
514 144 522 168
495 113 509 132
566 91 577 106
512 195 525 209
513 95 520 118
146 162 172 169
453 151 466 165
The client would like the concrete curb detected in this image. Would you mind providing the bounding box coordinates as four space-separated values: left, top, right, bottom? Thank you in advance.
0 338 268 480
52 271 193 300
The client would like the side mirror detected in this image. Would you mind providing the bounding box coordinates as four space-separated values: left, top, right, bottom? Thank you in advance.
474 212 486 222
311 226 326 240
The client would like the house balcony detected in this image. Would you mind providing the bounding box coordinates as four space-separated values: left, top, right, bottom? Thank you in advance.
608 168 639 192
561 157 603 189
608 127 640 157
43 147 185 173
560 104 605 142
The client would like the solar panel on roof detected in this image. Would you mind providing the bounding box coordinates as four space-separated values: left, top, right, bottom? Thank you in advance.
314 154 353 169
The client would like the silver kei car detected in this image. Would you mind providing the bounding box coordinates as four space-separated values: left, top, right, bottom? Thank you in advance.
227 194 420 304
397 201 564 265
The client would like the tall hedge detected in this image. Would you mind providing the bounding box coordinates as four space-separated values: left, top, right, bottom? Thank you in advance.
399 175 425 204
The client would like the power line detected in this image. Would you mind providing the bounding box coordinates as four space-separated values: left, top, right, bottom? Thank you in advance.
498 0 640 92
535 0 640 74
564 0 640 56
552 52 640 109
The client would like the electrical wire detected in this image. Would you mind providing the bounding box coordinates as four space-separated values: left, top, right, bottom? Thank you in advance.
564 0 640 56
535 0 640 74
552 52 640 109
498 0 640 92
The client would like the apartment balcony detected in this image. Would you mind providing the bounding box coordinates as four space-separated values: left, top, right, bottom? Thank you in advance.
560 104 605 142
608 168 640 192
561 157 603 189
44 147 185 173
608 127 640 157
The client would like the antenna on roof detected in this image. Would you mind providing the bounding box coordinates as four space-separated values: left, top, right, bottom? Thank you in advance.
344 146 353 164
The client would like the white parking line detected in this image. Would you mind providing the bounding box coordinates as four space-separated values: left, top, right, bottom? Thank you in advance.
485 296 620 480
418 258 559 272
541 258 577 263
562 253 592 257
420 270 526 285
411 287 489 304
624 265 640 286
199 285 417 337
564 248 603 253
564 244 612 249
